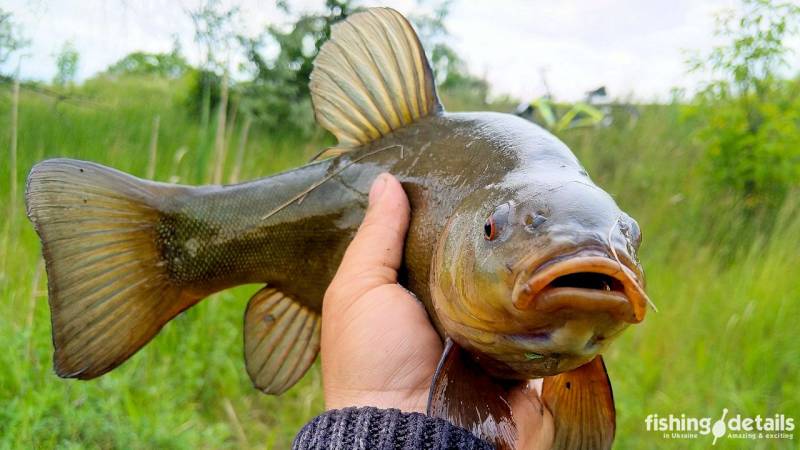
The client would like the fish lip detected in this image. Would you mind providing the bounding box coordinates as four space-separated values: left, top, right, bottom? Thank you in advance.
512 249 649 323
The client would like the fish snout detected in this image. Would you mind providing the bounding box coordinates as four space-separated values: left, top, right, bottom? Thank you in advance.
512 253 649 323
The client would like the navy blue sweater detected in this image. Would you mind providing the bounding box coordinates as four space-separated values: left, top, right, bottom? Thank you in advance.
293 407 494 449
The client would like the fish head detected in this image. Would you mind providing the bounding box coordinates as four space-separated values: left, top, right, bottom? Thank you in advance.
431 168 650 379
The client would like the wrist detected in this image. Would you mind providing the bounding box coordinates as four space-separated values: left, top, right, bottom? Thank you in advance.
324 387 429 414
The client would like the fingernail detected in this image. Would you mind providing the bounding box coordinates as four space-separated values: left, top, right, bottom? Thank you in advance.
369 173 388 205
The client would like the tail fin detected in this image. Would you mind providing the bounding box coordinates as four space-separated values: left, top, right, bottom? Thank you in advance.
26 159 197 379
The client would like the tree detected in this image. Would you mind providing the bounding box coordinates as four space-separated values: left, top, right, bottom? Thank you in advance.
188 0 239 73
688 0 800 207
187 0 241 130
236 0 495 133
53 40 79 87
237 0 354 134
0 8 29 75
409 0 491 109
105 39 188 79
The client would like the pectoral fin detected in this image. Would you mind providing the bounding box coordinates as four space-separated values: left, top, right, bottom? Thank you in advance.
427 338 517 450
542 356 616 450
244 287 320 395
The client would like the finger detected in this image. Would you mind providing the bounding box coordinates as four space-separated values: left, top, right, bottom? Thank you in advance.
333 173 410 284
510 381 555 450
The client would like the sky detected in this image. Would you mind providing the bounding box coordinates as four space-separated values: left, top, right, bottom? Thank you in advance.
4 0 800 102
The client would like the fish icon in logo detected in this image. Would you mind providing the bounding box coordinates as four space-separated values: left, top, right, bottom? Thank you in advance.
712 408 729 445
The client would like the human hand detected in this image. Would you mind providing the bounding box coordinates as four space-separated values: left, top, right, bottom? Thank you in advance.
321 173 442 413
320 173 554 449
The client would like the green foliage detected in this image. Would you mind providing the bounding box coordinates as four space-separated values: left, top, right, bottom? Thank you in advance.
105 49 189 79
410 0 492 109
182 68 223 120
97 46 219 127
233 0 499 134
2 77 798 449
237 0 354 136
187 0 241 137
559 106 800 449
688 0 800 207
188 0 240 72
53 41 79 87
0 8 28 71
1 1 799 448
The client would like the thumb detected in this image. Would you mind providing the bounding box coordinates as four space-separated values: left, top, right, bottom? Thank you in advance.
332 173 410 287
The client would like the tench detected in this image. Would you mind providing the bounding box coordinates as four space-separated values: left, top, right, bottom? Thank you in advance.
25 7 651 449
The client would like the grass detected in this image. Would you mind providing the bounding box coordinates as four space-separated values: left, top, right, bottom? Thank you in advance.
1 77 797 449
562 107 800 449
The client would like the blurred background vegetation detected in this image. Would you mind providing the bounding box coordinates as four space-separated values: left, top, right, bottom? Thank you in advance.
0 0 798 448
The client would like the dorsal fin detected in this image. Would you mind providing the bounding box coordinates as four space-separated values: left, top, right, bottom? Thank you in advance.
310 7 442 148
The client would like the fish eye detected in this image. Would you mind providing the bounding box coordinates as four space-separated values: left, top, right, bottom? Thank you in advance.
483 204 510 241
484 217 496 240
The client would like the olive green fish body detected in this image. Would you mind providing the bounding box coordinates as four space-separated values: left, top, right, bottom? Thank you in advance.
158 112 575 325
152 157 354 311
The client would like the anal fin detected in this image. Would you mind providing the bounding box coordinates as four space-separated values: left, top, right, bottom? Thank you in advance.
427 338 518 450
244 287 321 395
542 355 616 450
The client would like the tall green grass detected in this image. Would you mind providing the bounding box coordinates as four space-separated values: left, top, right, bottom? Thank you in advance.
1 79 797 449
0 78 326 449
562 107 800 449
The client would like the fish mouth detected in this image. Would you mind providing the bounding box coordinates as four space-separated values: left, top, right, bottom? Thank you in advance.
513 251 649 323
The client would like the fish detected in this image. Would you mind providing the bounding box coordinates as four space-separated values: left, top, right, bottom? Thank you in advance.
25 7 651 450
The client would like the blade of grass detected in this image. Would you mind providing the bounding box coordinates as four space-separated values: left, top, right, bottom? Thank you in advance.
230 115 252 184
212 71 229 184
146 115 160 180
9 77 20 216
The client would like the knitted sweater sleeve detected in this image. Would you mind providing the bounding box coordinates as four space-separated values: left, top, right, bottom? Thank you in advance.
292 406 495 450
